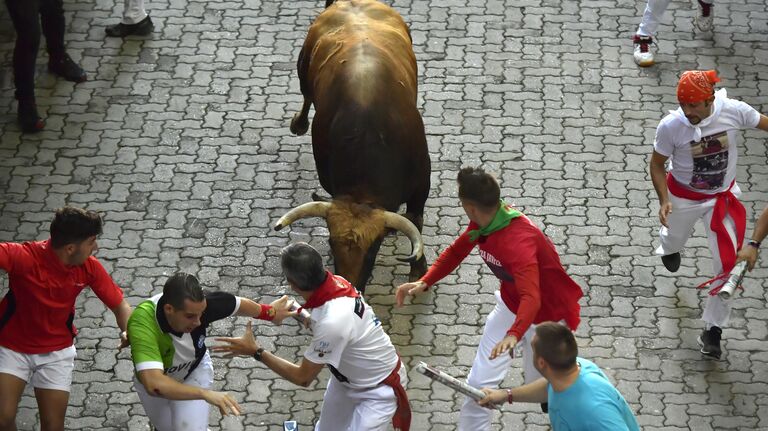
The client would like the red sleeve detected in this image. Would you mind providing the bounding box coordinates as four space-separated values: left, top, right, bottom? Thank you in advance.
506 263 541 340
87 258 124 309
420 230 475 287
0 242 20 273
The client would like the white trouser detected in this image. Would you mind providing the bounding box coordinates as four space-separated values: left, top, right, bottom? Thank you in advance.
457 291 539 431
134 354 214 431
121 0 148 25
0 345 76 392
637 0 715 36
314 365 407 431
655 187 739 328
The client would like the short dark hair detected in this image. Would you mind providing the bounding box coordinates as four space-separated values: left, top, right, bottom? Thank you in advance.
532 322 578 371
457 166 500 209
280 242 327 291
49 206 103 248
163 272 205 309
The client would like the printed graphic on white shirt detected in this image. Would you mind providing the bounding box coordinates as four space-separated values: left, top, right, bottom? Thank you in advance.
689 131 730 190
305 296 398 389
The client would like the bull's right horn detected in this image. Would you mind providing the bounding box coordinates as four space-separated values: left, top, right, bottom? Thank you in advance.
382 212 424 262
274 201 332 231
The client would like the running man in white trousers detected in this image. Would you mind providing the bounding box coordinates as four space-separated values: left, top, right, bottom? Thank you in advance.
214 243 411 431
395 167 583 430
633 0 714 67
649 70 768 360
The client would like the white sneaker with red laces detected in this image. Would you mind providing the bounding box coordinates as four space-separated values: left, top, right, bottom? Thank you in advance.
633 35 655 67
695 0 714 32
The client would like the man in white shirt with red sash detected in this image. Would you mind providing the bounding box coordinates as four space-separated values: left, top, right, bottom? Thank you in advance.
214 242 410 431
649 70 768 360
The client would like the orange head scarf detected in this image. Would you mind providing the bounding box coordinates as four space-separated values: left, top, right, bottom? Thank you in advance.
677 70 720 104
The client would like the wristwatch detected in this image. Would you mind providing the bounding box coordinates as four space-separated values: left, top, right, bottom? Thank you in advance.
748 240 761 249
506 388 514 404
253 347 266 362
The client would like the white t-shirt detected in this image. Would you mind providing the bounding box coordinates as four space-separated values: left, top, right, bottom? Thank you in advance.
653 89 761 194
304 296 398 389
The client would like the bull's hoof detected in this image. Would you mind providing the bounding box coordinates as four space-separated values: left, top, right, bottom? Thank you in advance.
311 192 331 202
290 113 309 136
409 257 427 282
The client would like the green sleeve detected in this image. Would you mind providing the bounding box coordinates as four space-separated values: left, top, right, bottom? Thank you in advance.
128 302 165 371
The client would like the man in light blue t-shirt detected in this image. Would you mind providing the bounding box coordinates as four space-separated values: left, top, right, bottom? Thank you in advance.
478 322 640 431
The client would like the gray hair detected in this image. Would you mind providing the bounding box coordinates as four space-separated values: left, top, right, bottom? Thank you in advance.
280 242 327 291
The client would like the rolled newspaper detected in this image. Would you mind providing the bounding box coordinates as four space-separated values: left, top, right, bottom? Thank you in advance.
289 298 312 328
414 362 487 401
718 260 747 300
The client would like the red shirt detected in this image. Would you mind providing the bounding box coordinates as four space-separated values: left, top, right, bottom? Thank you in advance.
421 215 582 339
0 240 124 354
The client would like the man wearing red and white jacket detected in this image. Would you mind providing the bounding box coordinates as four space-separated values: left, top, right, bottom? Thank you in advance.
396 166 583 430
215 242 410 431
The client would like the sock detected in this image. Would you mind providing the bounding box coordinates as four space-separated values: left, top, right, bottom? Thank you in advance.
698 0 712 17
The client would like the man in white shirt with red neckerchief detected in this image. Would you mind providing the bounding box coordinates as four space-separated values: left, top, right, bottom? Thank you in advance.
214 242 411 431
649 70 768 360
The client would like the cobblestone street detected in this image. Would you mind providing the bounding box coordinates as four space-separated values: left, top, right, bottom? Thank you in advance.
1 0 768 429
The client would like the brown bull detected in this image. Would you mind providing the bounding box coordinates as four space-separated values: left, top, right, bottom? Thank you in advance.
275 0 431 293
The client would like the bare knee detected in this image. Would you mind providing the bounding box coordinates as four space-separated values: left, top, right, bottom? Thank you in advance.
0 409 18 431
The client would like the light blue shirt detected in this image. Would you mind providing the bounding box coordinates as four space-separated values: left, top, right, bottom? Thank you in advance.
548 358 640 431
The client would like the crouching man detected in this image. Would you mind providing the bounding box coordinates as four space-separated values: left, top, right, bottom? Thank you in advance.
128 272 295 431
214 242 411 431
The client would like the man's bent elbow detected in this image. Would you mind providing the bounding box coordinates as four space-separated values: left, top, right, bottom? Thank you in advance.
296 377 314 388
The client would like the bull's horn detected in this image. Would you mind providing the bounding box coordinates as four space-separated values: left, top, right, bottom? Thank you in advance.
274 201 332 231
382 212 424 262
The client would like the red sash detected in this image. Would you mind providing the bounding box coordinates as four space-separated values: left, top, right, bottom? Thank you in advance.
303 271 360 309
379 358 411 431
666 173 746 277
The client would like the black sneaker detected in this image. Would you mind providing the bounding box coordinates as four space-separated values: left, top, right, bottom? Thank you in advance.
105 16 154 37
48 54 87 83
540 403 549 413
697 326 722 359
17 99 45 133
661 252 681 272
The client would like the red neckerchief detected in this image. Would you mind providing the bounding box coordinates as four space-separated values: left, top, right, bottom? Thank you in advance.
379 358 411 431
303 271 360 309
667 174 746 293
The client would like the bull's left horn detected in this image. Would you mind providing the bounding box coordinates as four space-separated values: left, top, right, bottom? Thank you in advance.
382 212 424 262
274 201 332 231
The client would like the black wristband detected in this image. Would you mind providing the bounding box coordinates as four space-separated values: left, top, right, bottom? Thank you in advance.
748 240 761 249
253 347 265 362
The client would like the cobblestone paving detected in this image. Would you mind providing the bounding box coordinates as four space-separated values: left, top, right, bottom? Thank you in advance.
1 0 768 429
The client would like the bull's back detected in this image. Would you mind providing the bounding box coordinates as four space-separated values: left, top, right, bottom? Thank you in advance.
305 0 418 105
302 0 429 208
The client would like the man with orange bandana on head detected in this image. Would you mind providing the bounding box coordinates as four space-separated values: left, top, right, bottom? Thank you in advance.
649 70 768 360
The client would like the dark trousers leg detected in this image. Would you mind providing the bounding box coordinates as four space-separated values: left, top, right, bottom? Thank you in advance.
39 0 65 60
4 0 41 99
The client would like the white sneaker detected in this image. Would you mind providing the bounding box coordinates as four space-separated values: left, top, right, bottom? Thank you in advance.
633 35 655 67
695 1 714 32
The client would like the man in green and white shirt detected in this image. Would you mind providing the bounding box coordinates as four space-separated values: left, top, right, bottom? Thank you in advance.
128 272 294 431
